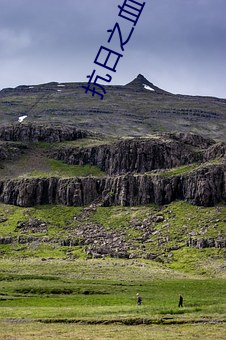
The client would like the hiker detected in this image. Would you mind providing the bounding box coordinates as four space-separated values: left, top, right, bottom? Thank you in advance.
178 294 183 308
137 293 142 305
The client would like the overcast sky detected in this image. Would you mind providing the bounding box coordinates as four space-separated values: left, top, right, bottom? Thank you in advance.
0 0 225 97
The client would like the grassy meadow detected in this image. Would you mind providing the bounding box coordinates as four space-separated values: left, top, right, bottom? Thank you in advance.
0 261 225 339
0 257 225 339
0 199 225 338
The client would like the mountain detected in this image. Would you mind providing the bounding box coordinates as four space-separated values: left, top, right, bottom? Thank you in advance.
125 74 171 94
0 80 225 265
0 75 225 331
0 74 226 140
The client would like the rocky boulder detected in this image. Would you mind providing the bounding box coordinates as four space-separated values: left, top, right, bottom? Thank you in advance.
187 237 226 248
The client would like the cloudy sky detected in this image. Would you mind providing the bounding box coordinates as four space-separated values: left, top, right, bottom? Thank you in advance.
0 0 225 97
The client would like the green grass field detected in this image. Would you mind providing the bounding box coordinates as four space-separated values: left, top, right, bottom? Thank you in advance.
0 258 225 339
0 199 225 338
24 159 105 178
0 322 225 340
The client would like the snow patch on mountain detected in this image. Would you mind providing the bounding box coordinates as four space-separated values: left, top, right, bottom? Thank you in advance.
18 115 27 123
143 84 155 91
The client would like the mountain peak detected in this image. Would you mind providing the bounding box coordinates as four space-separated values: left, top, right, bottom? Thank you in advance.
137 73 147 80
125 74 171 94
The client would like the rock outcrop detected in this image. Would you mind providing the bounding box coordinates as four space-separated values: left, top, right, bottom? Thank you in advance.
52 138 203 175
0 164 225 207
165 132 215 149
0 124 90 143
0 127 225 208
187 237 226 249
0 142 28 161
204 142 226 160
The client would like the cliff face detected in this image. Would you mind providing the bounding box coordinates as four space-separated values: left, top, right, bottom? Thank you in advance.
52 138 203 175
204 142 226 160
0 124 89 142
0 125 225 208
0 164 225 207
165 132 215 149
181 165 226 205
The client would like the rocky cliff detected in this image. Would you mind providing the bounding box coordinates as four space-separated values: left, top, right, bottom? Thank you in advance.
164 132 215 149
204 142 226 160
0 123 90 142
0 125 225 208
51 137 203 175
0 164 225 207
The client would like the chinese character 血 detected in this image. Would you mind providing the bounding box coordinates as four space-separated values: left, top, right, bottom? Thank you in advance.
118 0 146 26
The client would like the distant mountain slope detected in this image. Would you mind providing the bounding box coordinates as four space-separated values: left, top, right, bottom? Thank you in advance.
124 74 171 94
0 75 226 140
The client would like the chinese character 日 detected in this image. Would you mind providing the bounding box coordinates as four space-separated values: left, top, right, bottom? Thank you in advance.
94 46 123 72
82 0 146 99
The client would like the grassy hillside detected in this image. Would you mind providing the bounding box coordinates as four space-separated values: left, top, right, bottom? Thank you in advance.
0 141 106 179
0 201 225 277
1 75 226 140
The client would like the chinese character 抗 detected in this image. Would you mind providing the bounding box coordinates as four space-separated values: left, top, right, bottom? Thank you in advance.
82 70 112 100
94 46 123 72
118 0 146 26
107 23 134 51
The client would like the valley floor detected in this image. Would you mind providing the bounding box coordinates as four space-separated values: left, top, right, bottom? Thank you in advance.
0 322 225 340
0 257 225 339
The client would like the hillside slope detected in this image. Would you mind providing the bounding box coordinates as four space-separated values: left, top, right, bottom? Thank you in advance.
0 74 226 140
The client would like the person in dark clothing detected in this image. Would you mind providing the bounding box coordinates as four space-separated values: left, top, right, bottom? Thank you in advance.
178 294 183 307
137 293 142 305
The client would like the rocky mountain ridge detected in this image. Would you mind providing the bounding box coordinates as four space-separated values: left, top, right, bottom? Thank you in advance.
124 74 171 94
1 74 226 139
0 124 225 262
